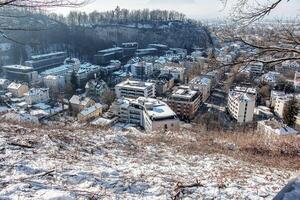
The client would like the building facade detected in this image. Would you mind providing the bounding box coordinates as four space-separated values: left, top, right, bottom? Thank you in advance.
115 80 155 99
189 76 211 102
7 82 29 97
25 52 67 72
167 86 202 121
227 87 256 123
2 65 38 84
114 97 179 132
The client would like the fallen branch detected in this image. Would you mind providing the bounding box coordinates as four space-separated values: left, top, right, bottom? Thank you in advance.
172 180 204 200
8 142 33 148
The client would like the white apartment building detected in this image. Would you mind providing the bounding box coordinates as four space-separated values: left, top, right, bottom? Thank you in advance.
227 87 256 123
24 88 50 105
114 97 179 132
131 62 153 80
189 76 211 102
43 75 66 92
115 80 155 99
160 66 185 82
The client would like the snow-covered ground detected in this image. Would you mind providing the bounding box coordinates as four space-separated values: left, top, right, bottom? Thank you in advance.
0 122 295 199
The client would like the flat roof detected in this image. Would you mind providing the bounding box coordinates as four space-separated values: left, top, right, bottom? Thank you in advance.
116 80 154 90
30 52 66 60
136 97 176 119
2 65 33 70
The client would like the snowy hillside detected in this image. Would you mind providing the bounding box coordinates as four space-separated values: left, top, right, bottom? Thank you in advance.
0 122 295 199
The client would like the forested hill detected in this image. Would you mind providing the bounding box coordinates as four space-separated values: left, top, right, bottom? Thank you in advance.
2 8 213 63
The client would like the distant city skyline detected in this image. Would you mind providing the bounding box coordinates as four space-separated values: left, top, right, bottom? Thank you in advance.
51 0 300 20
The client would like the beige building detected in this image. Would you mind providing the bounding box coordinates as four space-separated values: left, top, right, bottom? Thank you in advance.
167 86 202 121
7 82 29 97
78 103 103 122
227 87 256 123
69 95 95 116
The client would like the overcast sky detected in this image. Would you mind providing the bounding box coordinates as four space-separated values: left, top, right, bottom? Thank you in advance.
52 0 300 20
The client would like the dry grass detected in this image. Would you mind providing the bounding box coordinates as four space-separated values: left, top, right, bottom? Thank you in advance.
139 125 300 170
2 121 299 170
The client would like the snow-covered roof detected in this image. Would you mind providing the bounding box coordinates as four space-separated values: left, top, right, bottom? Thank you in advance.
259 120 298 135
116 80 154 90
190 76 211 86
136 97 177 120
2 65 33 71
69 95 93 106
171 86 198 100
30 52 66 60
79 103 102 116
7 82 26 90
229 90 255 102
24 88 49 97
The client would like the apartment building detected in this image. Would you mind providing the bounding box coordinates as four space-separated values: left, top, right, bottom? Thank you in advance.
115 80 155 99
114 97 179 132
270 90 295 117
131 62 154 80
24 88 50 105
25 52 67 72
2 65 38 84
227 87 256 123
167 86 202 121
189 76 211 102
160 66 185 82
43 75 66 93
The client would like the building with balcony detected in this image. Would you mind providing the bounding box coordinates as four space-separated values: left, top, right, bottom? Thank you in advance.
113 97 179 132
167 86 202 121
227 87 256 123
115 80 155 99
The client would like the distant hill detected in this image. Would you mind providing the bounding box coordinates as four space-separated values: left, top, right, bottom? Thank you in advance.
1 8 214 63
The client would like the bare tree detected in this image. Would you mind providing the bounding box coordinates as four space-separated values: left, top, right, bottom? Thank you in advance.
217 0 299 68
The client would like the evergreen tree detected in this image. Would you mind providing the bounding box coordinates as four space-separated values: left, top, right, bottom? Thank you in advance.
70 70 78 92
283 98 299 127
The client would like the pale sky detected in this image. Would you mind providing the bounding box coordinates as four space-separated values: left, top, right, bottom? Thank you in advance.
51 0 300 20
